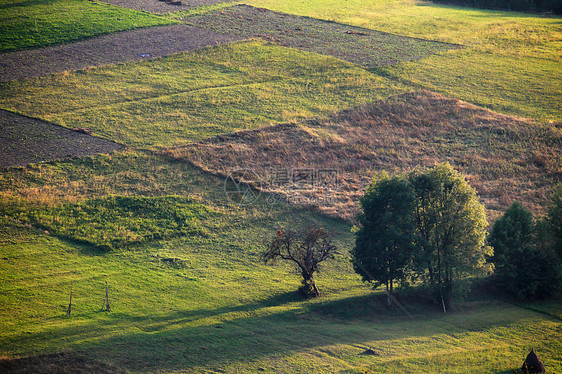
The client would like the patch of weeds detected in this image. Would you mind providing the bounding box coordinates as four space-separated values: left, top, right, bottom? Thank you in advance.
165 91 562 221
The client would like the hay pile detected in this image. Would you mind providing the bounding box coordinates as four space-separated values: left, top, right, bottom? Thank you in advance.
521 348 546 373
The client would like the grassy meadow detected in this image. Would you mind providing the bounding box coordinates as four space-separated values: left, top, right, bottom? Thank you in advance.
0 0 561 372
245 0 562 121
0 41 406 148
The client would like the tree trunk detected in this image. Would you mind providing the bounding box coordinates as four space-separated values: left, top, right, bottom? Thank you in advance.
428 262 434 286
312 280 320 297
443 268 453 312
386 282 391 307
302 273 320 297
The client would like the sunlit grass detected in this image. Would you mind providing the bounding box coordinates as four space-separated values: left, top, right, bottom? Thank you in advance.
244 0 562 121
0 41 406 147
1 216 560 373
0 0 174 52
379 49 562 120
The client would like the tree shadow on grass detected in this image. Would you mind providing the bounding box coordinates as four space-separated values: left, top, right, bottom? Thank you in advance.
5 291 552 373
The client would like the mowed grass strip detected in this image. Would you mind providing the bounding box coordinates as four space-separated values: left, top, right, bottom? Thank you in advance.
0 109 123 168
244 0 562 121
0 0 174 53
188 5 457 68
0 41 406 147
243 0 562 59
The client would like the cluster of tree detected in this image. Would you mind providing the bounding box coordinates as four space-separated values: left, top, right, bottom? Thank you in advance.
351 163 489 312
351 164 561 308
489 190 562 300
262 165 561 306
430 0 561 15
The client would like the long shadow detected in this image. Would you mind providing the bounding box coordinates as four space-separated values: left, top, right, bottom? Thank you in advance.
4 291 554 372
0 0 51 11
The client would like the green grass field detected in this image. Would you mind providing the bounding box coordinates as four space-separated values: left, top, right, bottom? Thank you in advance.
1 0 561 372
0 41 406 148
0 0 174 53
1 196 561 372
245 0 562 121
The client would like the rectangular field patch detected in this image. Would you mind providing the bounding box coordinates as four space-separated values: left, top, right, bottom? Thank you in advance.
0 110 123 168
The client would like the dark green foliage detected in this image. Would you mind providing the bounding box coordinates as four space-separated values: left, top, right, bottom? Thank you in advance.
489 202 534 273
548 184 562 259
409 163 489 312
18 195 212 250
351 175 416 305
430 0 561 14
353 164 488 311
489 202 561 300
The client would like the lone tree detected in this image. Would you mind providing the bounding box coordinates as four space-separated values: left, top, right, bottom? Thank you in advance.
352 175 416 306
409 163 489 312
262 228 337 297
489 201 561 300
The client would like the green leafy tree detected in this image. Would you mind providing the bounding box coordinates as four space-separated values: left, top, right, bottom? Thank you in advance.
489 202 561 299
353 164 489 312
262 228 337 297
409 163 489 312
351 175 416 306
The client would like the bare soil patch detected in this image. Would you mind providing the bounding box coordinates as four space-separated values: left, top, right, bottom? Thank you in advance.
0 352 126 373
189 5 459 68
0 110 123 168
100 0 232 14
0 24 241 82
164 91 562 222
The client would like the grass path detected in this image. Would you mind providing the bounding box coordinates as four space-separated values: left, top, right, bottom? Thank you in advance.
189 5 458 69
0 24 241 82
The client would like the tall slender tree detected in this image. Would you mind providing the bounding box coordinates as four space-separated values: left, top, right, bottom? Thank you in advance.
409 163 489 312
352 175 416 306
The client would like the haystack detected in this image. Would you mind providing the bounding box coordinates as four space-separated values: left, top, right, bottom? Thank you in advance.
521 348 546 373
